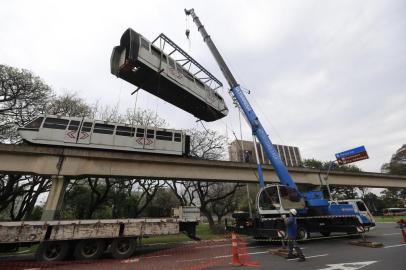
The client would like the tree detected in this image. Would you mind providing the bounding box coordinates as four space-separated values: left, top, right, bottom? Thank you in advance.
0 64 53 143
210 183 244 224
380 145 406 207
0 175 51 221
168 129 243 231
188 128 226 160
301 158 362 200
0 65 58 220
46 92 93 117
111 179 163 218
142 187 180 217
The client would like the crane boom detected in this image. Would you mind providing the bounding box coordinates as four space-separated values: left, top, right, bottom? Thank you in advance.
185 8 297 190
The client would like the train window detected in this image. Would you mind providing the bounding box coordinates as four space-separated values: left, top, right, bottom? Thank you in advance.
81 122 93 132
174 133 182 142
161 54 167 63
215 93 223 101
156 130 173 141
151 46 161 58
136 128 144 138
141 38 149 50
176 64 183 74
184 71 194 82
168 58 175 68
68 120 80 131
116 126 135 137
146 129 154 139
25 117 44 129
43 118 69 130
195 79 205 89
93 123 115 135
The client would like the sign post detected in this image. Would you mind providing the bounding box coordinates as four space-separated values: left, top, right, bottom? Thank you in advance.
335 146 369 165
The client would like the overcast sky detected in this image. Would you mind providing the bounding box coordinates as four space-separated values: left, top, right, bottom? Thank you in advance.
1 0 405 172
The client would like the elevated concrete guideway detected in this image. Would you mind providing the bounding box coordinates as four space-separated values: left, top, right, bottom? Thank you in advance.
1 144 406 188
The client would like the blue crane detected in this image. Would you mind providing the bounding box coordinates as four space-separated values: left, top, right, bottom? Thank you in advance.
184 8 297 191
185 8 376 239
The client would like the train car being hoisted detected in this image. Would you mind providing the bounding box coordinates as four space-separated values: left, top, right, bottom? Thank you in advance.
111 28 228 122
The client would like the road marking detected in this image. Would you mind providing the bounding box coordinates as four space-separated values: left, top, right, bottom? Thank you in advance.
246 251 269 255
287 253 328 261
383 243 406 248
143 254 172 259
383 233 400 236
178 250 271 262
317 261 377 270
195 243 230 249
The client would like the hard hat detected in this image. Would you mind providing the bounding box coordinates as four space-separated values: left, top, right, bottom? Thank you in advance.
289 209 297 215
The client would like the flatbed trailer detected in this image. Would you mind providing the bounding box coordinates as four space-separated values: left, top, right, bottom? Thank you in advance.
0 207 199 261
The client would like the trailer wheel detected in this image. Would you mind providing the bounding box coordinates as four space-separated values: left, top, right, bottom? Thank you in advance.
297 227 309 240
111 238 137 259
73 239 106 260
36 241 70 261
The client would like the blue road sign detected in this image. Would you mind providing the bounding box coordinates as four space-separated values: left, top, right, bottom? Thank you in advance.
335 146 368 165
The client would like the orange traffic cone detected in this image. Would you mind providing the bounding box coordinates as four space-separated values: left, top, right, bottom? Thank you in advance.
231 233 260 267
231 233 241 266
399 219 406 243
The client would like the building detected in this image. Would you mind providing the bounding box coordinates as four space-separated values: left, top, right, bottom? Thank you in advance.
228 139 302 167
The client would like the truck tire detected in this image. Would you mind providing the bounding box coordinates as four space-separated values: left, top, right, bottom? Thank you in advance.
297 227 309 240
73 239 106 260
110 238 137 259
36 241 71 261
320 231 331 237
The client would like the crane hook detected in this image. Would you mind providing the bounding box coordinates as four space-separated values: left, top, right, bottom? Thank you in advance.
185 29 190 39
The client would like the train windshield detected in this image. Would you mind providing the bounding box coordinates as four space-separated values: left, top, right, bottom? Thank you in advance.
24 117 44 129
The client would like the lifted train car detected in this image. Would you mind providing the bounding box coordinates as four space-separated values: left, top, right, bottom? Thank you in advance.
111 28 228 122
18 115 190 156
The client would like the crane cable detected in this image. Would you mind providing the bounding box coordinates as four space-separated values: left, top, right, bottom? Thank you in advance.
185 13 191 51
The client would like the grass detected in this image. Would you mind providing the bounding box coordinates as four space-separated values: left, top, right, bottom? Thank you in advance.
141 223 221 245
374 216 406 223
1 244 38 256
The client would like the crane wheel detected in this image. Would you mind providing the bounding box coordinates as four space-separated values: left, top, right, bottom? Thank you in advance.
320 231 331 237
297 227 309 241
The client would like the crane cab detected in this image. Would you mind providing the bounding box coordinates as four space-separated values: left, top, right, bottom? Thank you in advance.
256 184 305 217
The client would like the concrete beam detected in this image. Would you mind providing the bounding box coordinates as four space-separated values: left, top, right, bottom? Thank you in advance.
0 144 405 188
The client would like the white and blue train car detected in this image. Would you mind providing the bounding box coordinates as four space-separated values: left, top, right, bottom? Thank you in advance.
18 115 190 156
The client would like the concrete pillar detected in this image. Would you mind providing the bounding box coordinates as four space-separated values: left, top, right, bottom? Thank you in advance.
41 175 67 221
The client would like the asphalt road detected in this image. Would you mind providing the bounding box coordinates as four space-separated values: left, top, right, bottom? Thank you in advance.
0 223 404 270
216 222 406 270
